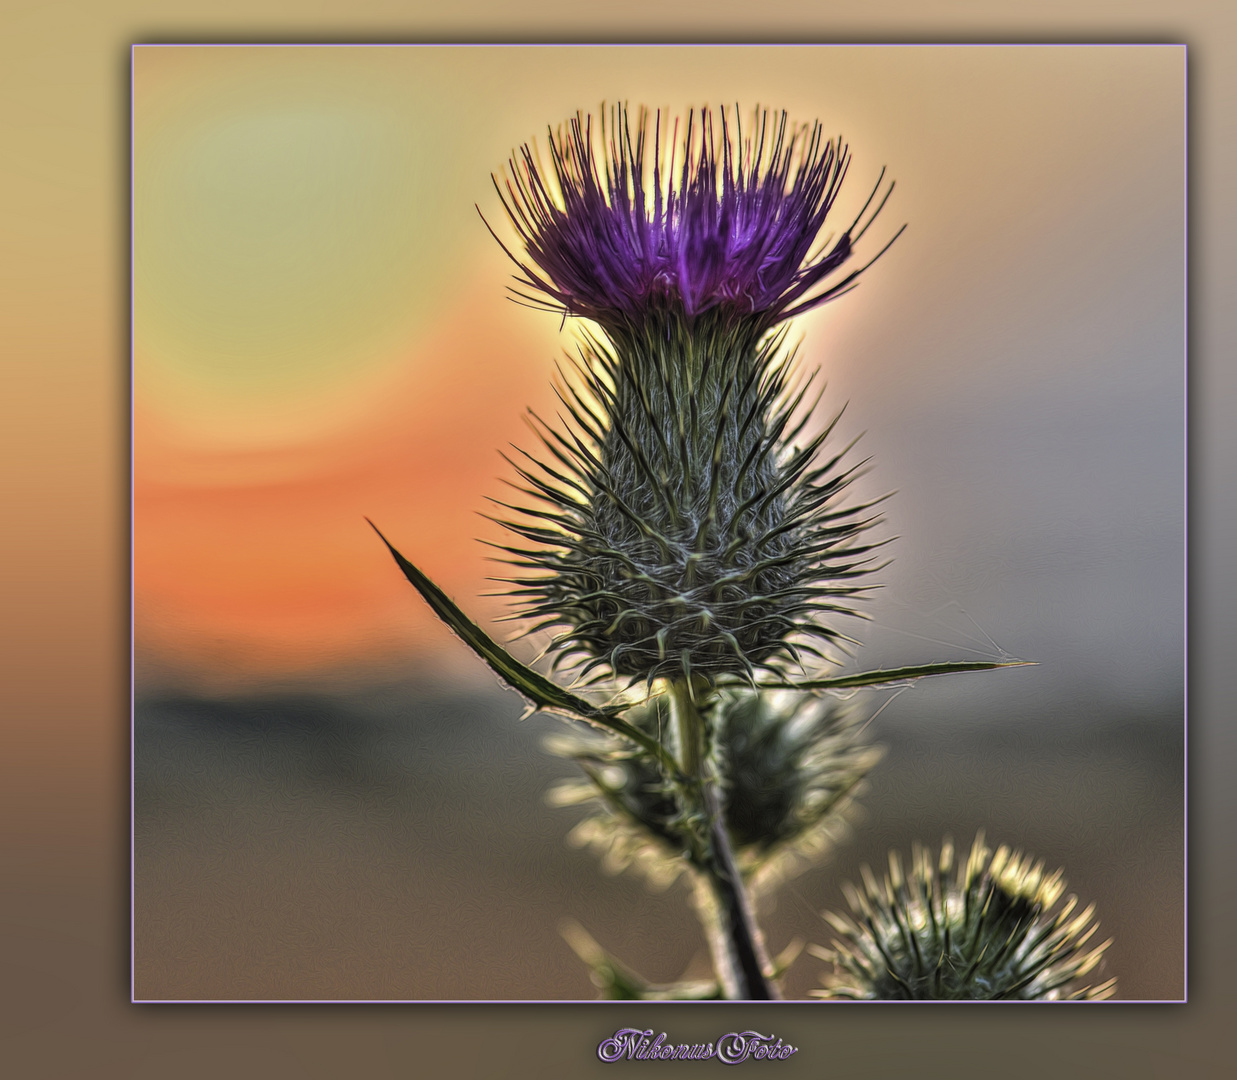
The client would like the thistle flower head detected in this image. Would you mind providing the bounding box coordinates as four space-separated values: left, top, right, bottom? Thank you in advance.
812 835 1116 1000
489 104 900 332
546 689 880 890
486 105 897 690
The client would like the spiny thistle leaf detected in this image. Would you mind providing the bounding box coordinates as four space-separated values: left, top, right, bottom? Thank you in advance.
758 660 1037 693
368 520 682 777
811 834 1116 1000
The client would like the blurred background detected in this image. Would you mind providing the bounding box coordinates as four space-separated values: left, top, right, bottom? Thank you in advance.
133 45 1183 1000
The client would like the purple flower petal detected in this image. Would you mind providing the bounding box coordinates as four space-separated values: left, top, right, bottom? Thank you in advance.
487 105 901 330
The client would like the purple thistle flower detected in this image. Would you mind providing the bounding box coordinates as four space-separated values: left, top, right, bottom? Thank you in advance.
486 105 903 331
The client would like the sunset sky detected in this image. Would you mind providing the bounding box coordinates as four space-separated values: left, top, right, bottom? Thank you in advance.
133 45 1184 698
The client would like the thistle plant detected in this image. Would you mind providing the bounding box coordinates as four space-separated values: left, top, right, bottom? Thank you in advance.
484 107 897 689
371 103 1111 1000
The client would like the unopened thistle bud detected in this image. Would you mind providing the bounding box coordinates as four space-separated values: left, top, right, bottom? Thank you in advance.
546 688 881 890
486 105 901 687
812 834 1116 1000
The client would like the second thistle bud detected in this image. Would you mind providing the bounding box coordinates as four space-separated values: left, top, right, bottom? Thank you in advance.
812 835 1115 1000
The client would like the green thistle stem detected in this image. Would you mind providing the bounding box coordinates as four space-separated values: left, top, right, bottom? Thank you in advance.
669 677 707 780
669 678 777 1000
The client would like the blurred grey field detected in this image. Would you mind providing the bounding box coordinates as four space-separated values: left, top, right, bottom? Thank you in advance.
134 675 1182 1001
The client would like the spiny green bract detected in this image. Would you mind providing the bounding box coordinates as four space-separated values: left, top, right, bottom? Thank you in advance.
562 921 724 1000
546 687 881 890
490 310 887 688
812 835 1116 1000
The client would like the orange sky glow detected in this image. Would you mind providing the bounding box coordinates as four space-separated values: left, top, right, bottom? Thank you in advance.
135 287 563 683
